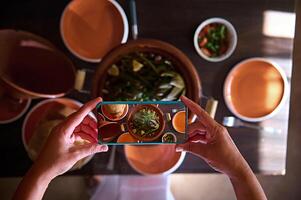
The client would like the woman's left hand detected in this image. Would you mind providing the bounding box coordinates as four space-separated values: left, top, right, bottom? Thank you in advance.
33 97 108 179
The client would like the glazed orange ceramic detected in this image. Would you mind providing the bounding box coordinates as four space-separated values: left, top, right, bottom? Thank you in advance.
92 39 202 123
101 104 129 121
125 145 185 175
22 98 96 170
98 121 123 142
117 132 138 143
0 89 31 123
224 58 287 121
127 104 165 142
172 111 186 133
22 98 82 146
0 30 75 99
61 0 128 61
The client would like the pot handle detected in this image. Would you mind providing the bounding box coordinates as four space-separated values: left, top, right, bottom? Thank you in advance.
74 68 94 94
205 98 218 119
199 96 218 119
120 123 128 133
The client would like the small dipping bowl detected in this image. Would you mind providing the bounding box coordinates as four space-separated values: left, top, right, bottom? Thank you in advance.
172 111 186 134
194 18 237 62
162 132 177 143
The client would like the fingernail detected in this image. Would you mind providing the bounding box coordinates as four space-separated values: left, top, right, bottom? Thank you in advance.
175 146 184 152
100 145 108 152
193 130 206 135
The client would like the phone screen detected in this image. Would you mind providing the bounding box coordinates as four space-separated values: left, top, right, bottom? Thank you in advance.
95 101 188 145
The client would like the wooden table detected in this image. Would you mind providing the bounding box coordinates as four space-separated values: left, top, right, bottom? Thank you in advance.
0 0 295 176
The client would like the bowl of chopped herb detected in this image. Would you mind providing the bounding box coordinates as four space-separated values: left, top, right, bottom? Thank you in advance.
162 132 177 143
194 18 237 62
127 104 165 142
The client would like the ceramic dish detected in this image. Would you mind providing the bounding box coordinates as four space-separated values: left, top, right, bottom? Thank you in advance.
0 93 31 124
60 0 129 62
117 132 138 143
224 57 288 122
22 98 96 170
194 18 237 62
101 104 129 121
172 111 186 133
124 145 186 175
0 30 75 99
127 104 165 142
92 39 202 122
162 132 177 143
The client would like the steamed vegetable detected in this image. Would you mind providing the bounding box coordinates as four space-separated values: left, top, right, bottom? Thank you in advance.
103 52 186 101
162 133 175 143
131 108 160 137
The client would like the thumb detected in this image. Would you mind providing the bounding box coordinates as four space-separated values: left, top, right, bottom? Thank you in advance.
175 141 207 159
76 144 108 159
175 142 190 153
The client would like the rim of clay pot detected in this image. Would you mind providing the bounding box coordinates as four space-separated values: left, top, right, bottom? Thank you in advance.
0 30 76 99
91 39 202 122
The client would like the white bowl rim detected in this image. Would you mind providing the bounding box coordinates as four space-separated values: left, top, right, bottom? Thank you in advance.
60 0 129 63
193 17 237 62
21 98 97 153
0 99 31 124
124 146 186 175
223 57 289 122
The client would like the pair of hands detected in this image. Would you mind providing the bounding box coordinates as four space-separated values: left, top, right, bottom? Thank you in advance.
34 96 246 180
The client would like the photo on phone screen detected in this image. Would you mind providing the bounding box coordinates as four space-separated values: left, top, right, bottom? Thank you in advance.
95 101 188 145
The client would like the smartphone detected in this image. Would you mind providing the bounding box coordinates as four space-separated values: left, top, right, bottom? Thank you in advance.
95 101 188 145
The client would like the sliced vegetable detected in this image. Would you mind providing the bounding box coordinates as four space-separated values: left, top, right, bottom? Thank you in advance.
132 59 144 72
108 64 119 76
198 23 229 57
103 52 186 101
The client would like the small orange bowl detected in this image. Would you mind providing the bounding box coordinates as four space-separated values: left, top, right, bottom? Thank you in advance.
172 111 186 134
117 132 138 143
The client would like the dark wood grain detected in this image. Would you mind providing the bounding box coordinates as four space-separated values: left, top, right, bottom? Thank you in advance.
0 0 295 176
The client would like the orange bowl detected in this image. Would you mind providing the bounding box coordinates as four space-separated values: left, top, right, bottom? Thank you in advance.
60 0 128 62
127 104 165 142
224 58 288 122
125 145 185 175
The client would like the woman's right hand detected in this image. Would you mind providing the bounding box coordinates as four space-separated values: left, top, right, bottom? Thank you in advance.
177 96 267 200
176 96 250 179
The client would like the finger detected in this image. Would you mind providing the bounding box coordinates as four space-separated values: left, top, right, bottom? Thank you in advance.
180 96 216 127
76 144 108 160
175 142 207 159
188 121 206 135
74 131 98 144
64 97 102 137
189 133 208 144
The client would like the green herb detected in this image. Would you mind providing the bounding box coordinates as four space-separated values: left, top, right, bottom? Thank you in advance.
131 108 160 137
198 23 229 57
103 52 185 101
162 134 175 143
